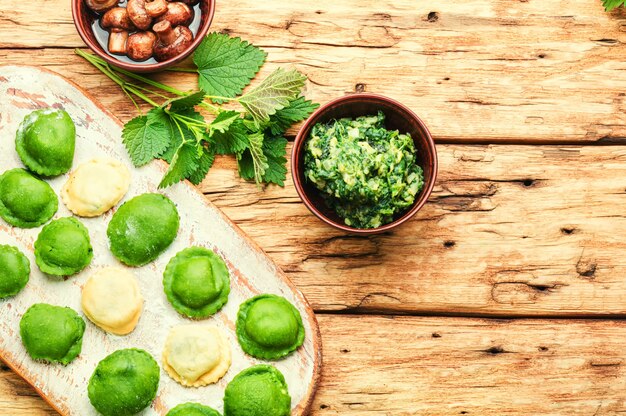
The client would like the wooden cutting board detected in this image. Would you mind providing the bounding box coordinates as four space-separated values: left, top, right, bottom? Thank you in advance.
0 65 322 416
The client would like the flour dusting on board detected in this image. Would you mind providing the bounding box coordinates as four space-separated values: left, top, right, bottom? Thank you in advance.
0 66 321 416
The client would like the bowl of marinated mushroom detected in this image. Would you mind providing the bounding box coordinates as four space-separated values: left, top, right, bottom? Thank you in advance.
72 0 215 72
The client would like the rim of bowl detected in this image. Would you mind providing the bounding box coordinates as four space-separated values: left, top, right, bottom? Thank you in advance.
71 0 216 73
292 93 438 235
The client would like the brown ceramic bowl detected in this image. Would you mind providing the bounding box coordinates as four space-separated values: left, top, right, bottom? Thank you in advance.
72 0 216 73
292 94 438 235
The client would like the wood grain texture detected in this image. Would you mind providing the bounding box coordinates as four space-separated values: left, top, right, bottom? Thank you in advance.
3 0 626 142
5 315 626 415
199 143 626 317
4 0 626 414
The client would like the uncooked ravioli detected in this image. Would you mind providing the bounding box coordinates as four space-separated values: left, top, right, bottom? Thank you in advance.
163 247 230 319
162 324 231 387
62 158 130 217
88 348 160 416
82 267 143 335
15 108 76 177
34 217 93 277
236 294 305 360
107 193 179 267
223 365 291 416
0 245 30 299
0 168 58 228
167 403 222 416
19 303 86 365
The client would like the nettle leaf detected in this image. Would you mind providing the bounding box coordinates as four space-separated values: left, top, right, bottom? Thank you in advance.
188 147 216 185
193 33 267 103
246 131 268 183
239 68 307 128
603 0 625 10
267 97 319 135
262 136 288 186
158 142 201 189
211 118 249 155
160 109 204 163
166 90 206 111
122 108 171 167
209 110 241 135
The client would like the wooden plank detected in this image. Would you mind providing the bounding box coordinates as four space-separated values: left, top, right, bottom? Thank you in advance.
5 314 626 415
3 0 626 142
199 143 626 317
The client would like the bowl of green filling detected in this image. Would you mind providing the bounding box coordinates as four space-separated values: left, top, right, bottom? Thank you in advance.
292 94 437 233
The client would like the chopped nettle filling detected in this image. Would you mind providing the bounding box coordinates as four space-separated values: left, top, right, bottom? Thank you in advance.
304 111 424 229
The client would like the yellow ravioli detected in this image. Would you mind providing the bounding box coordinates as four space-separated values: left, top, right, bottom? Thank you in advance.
61 158 130 217
81 267 143 335
163 325 231 387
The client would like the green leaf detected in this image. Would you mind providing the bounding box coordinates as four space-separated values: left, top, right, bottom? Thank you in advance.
193 33 267 103
158 142 201 188
262 136 288 186
211 118 249 155
246 131 268 183
239 68 307 128
166 90 206 111
267 97 319 135
122 108 171 167
160 109 204 163
603 0 625 10
188 147 216 185
209 110 241 135
236 135 287 186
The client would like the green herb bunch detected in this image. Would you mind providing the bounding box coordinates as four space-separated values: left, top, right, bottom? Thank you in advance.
603 0 625 11
76 33 318 188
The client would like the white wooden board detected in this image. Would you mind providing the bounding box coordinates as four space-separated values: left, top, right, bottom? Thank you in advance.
0 65 322 416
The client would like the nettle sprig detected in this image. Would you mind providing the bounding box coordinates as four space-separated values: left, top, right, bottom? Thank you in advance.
76 33 318 188
603 0 625 11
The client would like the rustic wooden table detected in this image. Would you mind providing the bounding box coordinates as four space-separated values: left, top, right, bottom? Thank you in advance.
3 0 626 414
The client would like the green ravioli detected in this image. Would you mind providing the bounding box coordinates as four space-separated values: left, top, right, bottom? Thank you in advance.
163 247 230 319
88 348 160 416
0 168 58 228
19 303 85 365
236 294 305 360
0 245 30 299
16 108 76 177
34 217 93 277
167 403 222 416
224 365 291 416
107 193 179 267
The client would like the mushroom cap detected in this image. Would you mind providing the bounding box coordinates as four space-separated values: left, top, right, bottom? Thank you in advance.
155 2 193 27
153 24 194 62
101 7 136 31
127 31 157 61
85 0 118 13
127 0 153 30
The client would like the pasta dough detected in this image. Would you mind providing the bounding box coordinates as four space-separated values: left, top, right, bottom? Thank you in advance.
15 108 75 177
82 267 143 335
107 193 179 267
162 324 231 387
88 348 160 416
0 245 30 299
163 247 230 319
34 217 93 277
19 303 86 365
223 365 291 416
0 168 58 228
167 403 221 416
236 294 305 360
61 158 130 217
